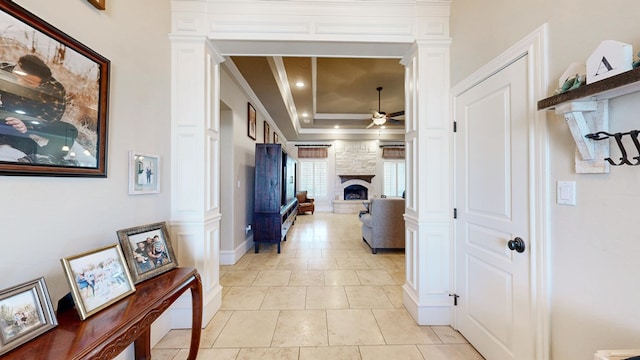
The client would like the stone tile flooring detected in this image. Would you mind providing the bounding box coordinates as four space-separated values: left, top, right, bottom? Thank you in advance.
152 212 484 359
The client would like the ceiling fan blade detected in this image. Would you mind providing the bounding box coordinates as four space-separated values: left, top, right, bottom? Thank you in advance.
366 121 376 129
387 110 405 118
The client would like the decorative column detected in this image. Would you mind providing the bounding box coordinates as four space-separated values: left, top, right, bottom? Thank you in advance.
168 3 224 327
401 38 452 325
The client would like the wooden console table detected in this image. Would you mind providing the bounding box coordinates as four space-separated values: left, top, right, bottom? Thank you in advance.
3 267 202 360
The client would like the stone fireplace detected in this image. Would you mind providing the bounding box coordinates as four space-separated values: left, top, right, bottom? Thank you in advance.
333 174 375 213
333 141 378 213
344 184 368 200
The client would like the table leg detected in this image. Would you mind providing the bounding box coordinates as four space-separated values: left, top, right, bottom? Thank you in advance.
134 327 151 360
186 273 203 360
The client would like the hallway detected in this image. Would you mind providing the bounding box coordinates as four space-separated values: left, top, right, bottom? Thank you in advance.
152 213 483 359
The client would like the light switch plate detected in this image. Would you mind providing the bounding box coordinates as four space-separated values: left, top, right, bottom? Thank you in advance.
557 181 576 205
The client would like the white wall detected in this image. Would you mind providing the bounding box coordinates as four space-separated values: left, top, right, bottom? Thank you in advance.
451 1 640 359
0 1 171 358
0 0 171 305
218 66 266 263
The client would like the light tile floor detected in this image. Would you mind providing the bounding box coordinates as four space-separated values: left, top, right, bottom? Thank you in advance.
152 212 484 360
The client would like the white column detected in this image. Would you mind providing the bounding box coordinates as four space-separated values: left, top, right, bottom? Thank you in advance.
401 39 452 325
169 34 224 328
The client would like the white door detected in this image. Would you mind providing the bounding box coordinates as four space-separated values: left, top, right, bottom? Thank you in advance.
454 55 533 359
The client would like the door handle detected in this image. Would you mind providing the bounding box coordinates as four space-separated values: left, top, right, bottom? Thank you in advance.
508 237 526 253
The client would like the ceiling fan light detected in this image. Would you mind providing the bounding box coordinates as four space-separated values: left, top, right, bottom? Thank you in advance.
372 117 386 125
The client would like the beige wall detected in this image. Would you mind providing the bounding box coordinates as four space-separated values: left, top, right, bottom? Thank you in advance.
0 0 171 323
451 1 640 359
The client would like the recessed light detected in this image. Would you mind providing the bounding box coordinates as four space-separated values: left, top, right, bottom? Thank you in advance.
302 112 308 117
295 81 305 88
334 125 340 129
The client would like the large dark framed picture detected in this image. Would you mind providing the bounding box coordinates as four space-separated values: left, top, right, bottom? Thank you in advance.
116 222 178 284
0 1 110 177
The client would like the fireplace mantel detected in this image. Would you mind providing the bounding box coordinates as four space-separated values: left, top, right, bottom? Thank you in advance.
338 174 375 183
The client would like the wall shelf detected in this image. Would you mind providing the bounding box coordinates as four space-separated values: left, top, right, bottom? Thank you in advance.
538 67 640 173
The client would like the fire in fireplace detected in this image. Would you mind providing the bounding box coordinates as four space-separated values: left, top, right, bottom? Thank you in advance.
344 184 368 200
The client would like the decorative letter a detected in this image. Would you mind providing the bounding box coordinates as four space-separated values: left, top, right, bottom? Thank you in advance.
594 56 614 76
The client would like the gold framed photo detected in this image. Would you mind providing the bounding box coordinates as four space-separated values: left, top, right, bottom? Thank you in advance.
61 244 135 320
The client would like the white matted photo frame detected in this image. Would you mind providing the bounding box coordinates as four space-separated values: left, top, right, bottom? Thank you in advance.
61 244 135 321
0 278 57 356
128 151 160 195
116 222 178 284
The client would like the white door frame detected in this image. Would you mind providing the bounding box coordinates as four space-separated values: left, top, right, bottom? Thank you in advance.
451 24 550 359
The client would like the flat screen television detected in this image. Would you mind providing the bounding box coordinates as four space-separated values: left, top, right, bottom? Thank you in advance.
281 150 296 207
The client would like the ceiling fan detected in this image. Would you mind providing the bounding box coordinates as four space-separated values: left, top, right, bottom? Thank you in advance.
367 86 405 128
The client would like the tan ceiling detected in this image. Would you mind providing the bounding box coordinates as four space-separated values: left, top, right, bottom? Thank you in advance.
229 56 405 141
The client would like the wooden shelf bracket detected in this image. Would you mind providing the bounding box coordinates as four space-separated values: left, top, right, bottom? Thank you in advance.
555 100 610 173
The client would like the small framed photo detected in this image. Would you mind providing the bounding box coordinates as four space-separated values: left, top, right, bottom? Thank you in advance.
274 132 279 144
128 151 160 195
0 278 57 356
264 121 270 143
247 103 256 140
116 222 178 284
61 245 136 321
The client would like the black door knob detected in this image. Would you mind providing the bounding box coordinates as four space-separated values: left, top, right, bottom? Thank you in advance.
508 237 526 253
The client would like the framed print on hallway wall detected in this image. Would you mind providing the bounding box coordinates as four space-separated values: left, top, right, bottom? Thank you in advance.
61 245 135 321
247 103 256 140
0 278 57 356
264 121 270 143
0 1 110 177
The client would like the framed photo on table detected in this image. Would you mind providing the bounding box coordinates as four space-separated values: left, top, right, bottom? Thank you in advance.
61 245 135 320
0 1 110 177
116 222 178 284
128 151 160 195
0 278 57 356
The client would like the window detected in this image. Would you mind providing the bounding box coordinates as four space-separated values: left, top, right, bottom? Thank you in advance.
299 160 327 198
383 160 405 197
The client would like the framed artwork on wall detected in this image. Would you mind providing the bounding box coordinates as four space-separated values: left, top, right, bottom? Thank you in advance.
247 103 256 140
61 245 135 320
274 132 279 144
116 222 178 284
0 278 57 356
0 1 110 177
128 151 160 195
264 121 270 143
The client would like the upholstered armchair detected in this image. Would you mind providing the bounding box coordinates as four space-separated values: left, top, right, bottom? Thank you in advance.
359 198 405 254
296 191 315 214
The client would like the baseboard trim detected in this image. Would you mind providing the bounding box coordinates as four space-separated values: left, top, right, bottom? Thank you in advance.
403 286 451 325
220 239 253 265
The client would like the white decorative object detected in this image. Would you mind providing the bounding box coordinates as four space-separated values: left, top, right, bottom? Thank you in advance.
586 40 633 84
